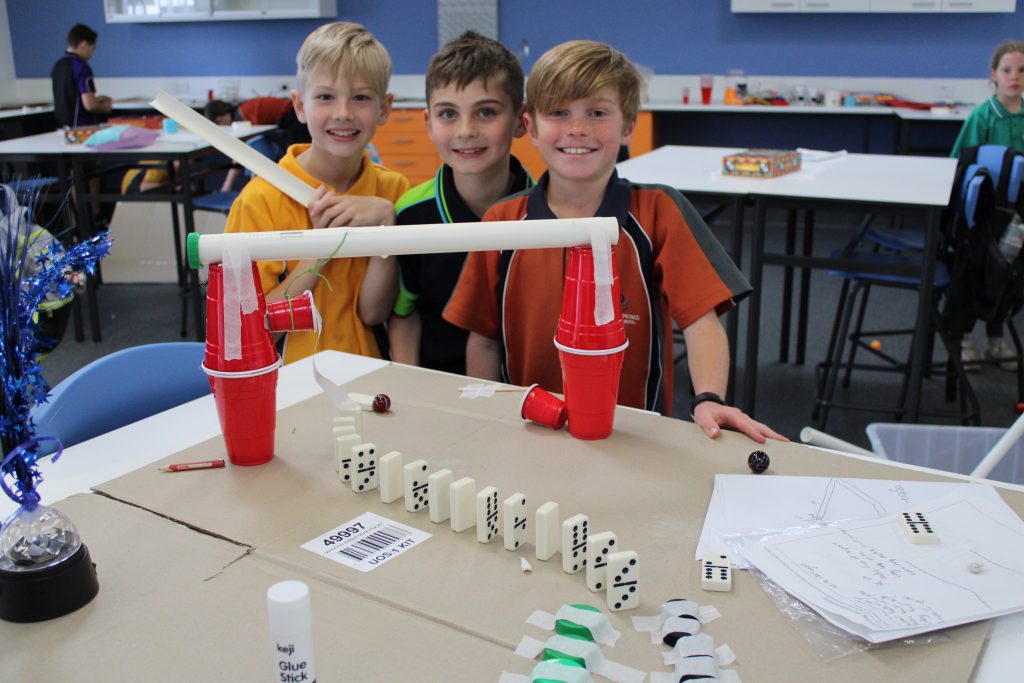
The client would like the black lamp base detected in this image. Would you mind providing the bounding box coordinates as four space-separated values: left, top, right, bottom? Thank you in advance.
0 543 99 623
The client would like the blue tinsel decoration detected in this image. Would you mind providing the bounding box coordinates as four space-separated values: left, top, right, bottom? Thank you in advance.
0 181 111 520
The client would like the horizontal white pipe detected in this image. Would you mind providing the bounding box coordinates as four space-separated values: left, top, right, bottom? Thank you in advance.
191 218 619 265
150 89 315 207
799 426 879 458
971 412 1024 479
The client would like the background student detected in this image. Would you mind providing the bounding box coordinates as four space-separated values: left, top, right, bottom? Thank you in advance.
951 39 1024 370
224 21 409 364
387 31 533 374
444 40 785 444
50 23 111 128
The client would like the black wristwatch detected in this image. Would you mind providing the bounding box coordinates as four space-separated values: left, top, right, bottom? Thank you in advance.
690 391 726 418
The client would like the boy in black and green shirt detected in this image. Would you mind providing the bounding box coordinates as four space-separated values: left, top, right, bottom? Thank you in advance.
389 31 533 375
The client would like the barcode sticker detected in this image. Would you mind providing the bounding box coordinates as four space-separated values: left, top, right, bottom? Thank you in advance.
301 512 431 572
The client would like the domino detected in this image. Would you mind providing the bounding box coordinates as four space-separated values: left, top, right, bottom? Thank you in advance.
606 550 639 611
476 486 500 543
378 451 404 503
350 443 377 493
428 469 454 523
334 406 363 434
700 552 732 592
449 477 477 532
334 433 362 481
586 531 617 592
403 460 430 512
346 392 375 411
332 424 358 439
561 514 589 574
503 493 528 550
900 511 938 544
535 502 560 561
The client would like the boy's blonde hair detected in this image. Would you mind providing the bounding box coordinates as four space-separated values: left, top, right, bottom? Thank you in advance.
990 40 1024 72
426 31 525 112
526 40 641 127
296 22 391 98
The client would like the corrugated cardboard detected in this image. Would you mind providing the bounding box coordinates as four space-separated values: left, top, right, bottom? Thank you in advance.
89 363 1013 682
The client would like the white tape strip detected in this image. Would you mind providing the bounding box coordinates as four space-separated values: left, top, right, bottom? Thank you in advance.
150 90 314 207
514 636 643 683
663 633 716 666
526 607 621 646
716 643 736 666
460 382 497 399
673 656 718 680
221 242 257 360
651 614 702 645
590 227 614 326
699 605 722 624
531 661 596 683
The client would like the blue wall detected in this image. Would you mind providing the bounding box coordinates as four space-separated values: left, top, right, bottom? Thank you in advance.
8 0 1023 79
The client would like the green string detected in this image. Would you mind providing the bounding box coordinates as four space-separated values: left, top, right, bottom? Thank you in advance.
282 230 349 300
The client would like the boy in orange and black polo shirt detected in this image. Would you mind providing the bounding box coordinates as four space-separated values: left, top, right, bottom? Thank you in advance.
444 40 785 443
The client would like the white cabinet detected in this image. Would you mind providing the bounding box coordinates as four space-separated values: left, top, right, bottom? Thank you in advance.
105 0 337 22
869 0 940 10
733 0 1014 9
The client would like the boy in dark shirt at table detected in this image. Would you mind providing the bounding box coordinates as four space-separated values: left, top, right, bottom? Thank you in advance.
51 23 111 128
443 40 785 443
386 31 533 375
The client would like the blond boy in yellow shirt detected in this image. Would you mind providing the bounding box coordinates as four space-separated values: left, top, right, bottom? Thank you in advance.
225 22 409 363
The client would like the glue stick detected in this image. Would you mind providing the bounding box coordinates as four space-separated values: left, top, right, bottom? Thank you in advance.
267 580 317 683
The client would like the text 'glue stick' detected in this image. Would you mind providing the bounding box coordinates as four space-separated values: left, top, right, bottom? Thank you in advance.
267 580 317 682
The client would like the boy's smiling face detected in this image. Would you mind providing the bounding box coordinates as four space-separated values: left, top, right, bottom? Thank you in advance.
293 66 391 166
425 77 524 178
526 85 634 188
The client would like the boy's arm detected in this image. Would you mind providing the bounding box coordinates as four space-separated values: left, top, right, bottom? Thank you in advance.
466 332 501 381
81 92 112 114
682 310 787 444
358 255 398 325
388 311 421 365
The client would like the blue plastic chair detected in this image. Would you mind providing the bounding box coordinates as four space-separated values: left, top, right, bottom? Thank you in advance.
30 342 210 452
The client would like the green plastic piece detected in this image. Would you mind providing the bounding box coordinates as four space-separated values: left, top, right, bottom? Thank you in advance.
554 604 601 641
532 657 587 683
541 647 586 668
187 232 201 270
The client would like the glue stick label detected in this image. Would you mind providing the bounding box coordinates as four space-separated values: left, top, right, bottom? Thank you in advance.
272 633 316 682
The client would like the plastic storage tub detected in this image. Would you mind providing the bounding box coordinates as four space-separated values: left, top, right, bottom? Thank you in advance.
866 423 1024 485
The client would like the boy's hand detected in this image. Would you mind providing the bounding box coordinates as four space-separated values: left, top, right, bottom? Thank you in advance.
692 402 788 444
308 185 396 229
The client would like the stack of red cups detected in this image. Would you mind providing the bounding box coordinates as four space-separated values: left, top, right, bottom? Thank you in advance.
554 246 628 440
203 264 316 466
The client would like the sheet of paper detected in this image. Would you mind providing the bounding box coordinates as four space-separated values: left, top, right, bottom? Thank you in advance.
742 486 1024 643
797 147 847 162
301 512 431 573
697 475 1000 567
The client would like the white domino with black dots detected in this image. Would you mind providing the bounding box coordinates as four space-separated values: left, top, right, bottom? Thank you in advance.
335 433 362 481
350 443 377 493
476 486 500 543
606 550 639 611
403 460 430 512
586 531 617 592
503 493 528 550
535 502 560 561
700 552 732 592
561 514 589 574
449 477 476 532
900 511 938 544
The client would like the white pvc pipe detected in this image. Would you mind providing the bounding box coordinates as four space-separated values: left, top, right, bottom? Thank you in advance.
799 426 879 458
150 90 315 207
971 412 1024 479
189 218 619 266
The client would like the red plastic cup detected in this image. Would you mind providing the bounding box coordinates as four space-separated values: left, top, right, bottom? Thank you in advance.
520 384 568 430
208 368 278 466
557 341 627 440
700 75 713 105
266 291 316 333
556 246 626 351
205 263 277 373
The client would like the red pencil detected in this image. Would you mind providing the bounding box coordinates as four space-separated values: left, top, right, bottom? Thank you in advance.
158 459 226 473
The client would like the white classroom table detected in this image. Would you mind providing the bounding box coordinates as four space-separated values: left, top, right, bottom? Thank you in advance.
617 145 957 422
0 126 274 341
2 350 1022 681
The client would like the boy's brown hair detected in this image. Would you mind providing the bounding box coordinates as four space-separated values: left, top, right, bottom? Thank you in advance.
526 40 641 127
990 40 1024 72
296 21 391 98
425 31 524 112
